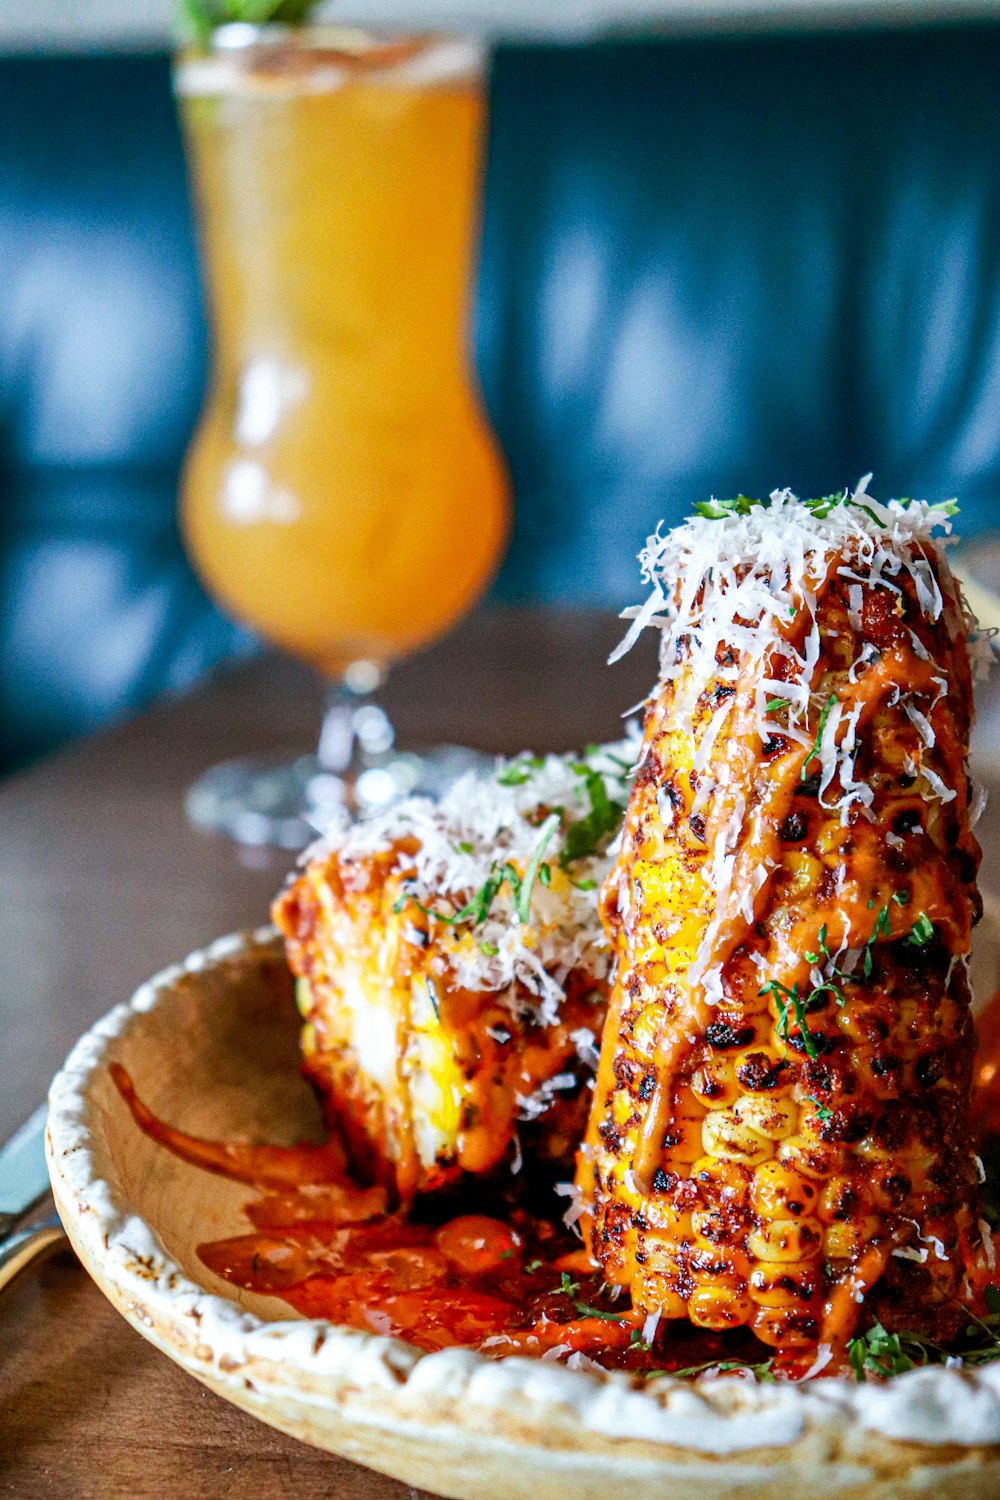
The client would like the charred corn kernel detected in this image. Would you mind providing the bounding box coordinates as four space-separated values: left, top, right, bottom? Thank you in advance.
815 822 846 858
691 1056 740 1108
643 1205 696 1239
580 500 983 1353
783 851 824 897
691 1154 752 1201
688 1281 754 1330
751 1304 820 1349
733 1046 792 1096
662 1112 708 1163
631 1003 667 1059
817 1175 869 1224
640 1239 689 1275
631 1270 687 1319
777 1134 842 1179
823 1216 883 1261
702 1110 775 1166
749 1260 822 1307
732 1094 798 1141
612 1090 637 1128
747 1217 823 1263
750 1160 819 1220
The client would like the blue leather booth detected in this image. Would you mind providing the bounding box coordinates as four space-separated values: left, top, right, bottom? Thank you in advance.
2 25 1000 772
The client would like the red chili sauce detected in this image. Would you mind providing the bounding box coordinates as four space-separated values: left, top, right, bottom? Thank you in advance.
110 1000 1000 1377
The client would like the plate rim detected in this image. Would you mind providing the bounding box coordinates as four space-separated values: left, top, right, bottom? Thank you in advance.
45 925 1000 1484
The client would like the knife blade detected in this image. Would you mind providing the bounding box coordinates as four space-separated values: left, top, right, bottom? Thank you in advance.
0 1104 51 1240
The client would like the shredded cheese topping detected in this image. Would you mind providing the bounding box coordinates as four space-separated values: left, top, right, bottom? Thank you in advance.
610 482 991 999
305 739 638 1022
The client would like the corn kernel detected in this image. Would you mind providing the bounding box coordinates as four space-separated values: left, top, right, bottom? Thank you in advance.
661 1111 707 1162
747 1217 823 1262
691 1056 740 1108
688 1280 753 1330
691 1154 752 1202
777 1134 842 1179
702 1110 775 1166
816 1175 868 1224
631 1003 667 1059
732 1094 798 1141
784 851 824 898
733 1046 792 1096
631 1270 687 1319
748 1259 822 1307
750 1160 819 1220
612 1090 637 1128
751 1304 820 1349
823 1215 882 1260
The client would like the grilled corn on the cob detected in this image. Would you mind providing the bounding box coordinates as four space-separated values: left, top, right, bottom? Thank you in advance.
274 744 633 1204
579 489 990 1357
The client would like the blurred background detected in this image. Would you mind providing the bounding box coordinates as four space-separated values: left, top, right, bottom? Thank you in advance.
3 0 1000 777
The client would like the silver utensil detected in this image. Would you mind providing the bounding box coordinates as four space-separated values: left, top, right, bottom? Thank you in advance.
0 1103 68 1292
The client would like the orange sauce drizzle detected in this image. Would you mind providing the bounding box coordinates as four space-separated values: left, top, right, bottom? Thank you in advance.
108 1064 769 1374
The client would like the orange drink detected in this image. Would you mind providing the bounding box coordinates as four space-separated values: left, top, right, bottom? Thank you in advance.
176 30 510 680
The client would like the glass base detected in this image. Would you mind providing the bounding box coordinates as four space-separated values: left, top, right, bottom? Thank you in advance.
185 745 493 850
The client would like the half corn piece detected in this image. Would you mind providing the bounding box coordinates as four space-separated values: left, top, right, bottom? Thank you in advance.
274 742 636 1206
578 488 994 1366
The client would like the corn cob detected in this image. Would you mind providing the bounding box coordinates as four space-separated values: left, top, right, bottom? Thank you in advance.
274 744 632 1205
579 489 990 1359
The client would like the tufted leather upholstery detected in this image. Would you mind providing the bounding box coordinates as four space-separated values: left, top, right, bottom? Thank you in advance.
2 28 1000 771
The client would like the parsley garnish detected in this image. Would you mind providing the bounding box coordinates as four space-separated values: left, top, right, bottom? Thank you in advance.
496 755 545 787
518 815 559 924
806 1094 833 1122
847 1322 927 1380
670 1357 775 1380
907 913 935 947
759 979 820 1059
559 1273 581 1298
765 697 791 713
559 765 625 867
801 694 838 781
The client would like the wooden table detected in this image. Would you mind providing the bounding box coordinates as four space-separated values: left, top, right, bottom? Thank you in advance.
0 606 660 1499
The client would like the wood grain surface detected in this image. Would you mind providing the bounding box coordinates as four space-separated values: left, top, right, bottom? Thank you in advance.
0 606 658 1499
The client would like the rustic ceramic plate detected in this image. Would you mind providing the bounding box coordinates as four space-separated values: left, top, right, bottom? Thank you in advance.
47 923 1000 1500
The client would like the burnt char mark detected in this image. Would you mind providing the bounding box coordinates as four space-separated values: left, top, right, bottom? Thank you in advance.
781 811 808 842
652 1167 677 1193
761 734 789 759
736 1051 788 1092
689 812 707 842
706 1021 757 1050
637 1071 657 1101
597 1120 622 1154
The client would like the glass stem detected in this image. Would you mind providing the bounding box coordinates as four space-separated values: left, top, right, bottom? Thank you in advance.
310 662 394 816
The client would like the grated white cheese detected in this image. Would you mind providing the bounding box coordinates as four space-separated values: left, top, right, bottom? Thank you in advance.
303 737 638 1022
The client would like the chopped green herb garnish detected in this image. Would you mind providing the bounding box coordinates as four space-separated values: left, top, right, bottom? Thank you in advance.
524 1259 543 1274
760 979 820 1059
670 1356 775 1380
892 889 911 907
456 840 474 855
496 755 545 787
559 1273 581 1298
806 1094 833 1123
765 697 791 713
480 940 499 956
559 765 625 867
518 816 559 924
571 1300 626 1323
801 694 838 781
908 913 935 947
